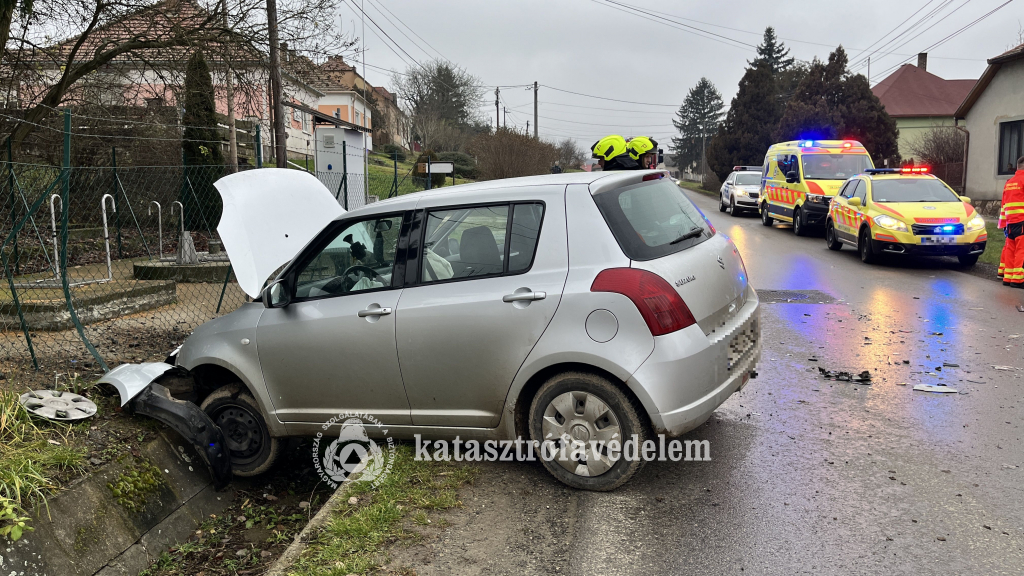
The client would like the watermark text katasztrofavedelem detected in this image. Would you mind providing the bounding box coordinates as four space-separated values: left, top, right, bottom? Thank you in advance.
413 435 710 462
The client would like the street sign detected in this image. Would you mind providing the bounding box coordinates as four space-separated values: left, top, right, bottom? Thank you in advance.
417 162 454 174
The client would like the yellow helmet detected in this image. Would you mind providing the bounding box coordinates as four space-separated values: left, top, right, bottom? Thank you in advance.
627 136 658 160
591 135 627 161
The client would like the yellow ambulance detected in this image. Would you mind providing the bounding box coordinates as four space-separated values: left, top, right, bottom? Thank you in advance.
758 140 875 236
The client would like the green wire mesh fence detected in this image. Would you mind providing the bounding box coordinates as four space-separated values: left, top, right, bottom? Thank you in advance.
1 109 464 385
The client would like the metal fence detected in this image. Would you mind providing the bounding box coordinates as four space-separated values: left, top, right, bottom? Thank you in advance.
0 113 436 384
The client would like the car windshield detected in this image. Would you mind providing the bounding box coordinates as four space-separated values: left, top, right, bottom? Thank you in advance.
801 154 873 180
593 179 712 260
871 178 961 203
735 173 761 185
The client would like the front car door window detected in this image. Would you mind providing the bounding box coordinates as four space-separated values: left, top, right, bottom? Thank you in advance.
294 215 403 299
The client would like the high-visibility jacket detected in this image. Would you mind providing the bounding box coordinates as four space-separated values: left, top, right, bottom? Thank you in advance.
998 169 1024 228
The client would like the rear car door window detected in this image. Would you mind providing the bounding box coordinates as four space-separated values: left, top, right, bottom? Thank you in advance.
421 203 546 282
853 180 867 203
294 214 403 300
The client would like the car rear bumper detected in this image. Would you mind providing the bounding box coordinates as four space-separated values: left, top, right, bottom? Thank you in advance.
628 295 761 437
870 238 987 256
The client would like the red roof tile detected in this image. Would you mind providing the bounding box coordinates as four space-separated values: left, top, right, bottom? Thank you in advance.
871 64 976 117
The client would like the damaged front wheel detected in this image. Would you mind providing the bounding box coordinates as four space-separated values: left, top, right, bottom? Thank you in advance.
201 384 282 477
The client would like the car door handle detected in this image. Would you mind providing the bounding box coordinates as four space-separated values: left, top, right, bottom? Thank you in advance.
357 307 392 317
502 291 546 303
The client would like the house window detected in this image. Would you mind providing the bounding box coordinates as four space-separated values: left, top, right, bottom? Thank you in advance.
999 120 1024 175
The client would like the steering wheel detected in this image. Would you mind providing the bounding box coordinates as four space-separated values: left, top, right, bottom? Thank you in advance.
321 265 383 294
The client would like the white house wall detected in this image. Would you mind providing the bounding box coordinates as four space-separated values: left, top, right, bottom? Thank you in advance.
964 58 1024 202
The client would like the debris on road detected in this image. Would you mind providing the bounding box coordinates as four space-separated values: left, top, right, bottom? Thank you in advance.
992 366 1020 371
943 362 960 368
817 368 871 383
913 384 958 394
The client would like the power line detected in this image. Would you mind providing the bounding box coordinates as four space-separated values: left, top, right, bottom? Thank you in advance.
539 85 678 107
861 0 977 71
589 0 755 51
849 0 946 69
363 0 450 63
870 0 1016 81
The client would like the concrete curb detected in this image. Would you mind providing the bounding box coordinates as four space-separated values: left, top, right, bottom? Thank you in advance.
0 430 232 576
263 476 355 576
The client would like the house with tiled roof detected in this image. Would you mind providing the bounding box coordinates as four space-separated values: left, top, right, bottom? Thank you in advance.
955 42 1024 204
871 53 976 160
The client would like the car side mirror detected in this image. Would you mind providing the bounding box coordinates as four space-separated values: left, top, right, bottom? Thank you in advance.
263 278 291 308
959 196 972 204
847 197 862 207
785 171 799 184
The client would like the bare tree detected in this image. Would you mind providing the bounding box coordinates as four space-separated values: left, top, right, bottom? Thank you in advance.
1 0 353 146
907 126 966 165
553 138 585 170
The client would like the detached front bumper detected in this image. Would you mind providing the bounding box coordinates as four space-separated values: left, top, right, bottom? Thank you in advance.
99 363 232 488
628 296 761 437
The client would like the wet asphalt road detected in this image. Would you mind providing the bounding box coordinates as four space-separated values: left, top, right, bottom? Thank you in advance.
400 189 1024 576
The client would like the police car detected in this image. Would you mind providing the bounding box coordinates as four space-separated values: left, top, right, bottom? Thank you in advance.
719 166 763 216
825 166 987 265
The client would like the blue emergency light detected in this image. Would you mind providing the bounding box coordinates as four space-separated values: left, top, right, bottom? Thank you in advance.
802 140 815 147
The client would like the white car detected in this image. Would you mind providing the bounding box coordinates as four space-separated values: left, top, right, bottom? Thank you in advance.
719 167 763 216
103 169 760 491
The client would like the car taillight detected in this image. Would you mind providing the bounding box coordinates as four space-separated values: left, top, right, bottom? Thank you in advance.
591 268 696 336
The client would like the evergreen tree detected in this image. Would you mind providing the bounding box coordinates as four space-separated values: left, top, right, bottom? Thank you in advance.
776 46 900 165
670 77 724 171
749 27 794 73
181 51 224 230
706 62 781 182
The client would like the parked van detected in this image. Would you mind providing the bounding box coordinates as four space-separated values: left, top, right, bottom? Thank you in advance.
758 140 874 236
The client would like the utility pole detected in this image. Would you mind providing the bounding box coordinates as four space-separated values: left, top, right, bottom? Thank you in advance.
494 87 500 130
701 131 706 186
223 0 237 172
866 56 871 83
526 120 529 135
267 0 287 168
533 81 538 139
503 107 507 128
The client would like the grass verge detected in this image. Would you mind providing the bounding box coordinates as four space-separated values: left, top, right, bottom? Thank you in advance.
677 179 718 198
288 444 476 576
0 385 86 540
979 221 1004 267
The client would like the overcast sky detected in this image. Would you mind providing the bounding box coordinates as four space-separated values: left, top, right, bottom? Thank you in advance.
339 0 1022 147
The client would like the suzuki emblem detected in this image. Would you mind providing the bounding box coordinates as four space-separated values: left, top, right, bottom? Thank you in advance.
717 256 725 269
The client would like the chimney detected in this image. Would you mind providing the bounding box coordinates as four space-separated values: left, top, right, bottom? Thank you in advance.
289 49 296 61
917 52 927 72
280 42 288 62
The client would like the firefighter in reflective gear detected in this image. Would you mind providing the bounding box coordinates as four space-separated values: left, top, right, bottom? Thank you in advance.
997 155 1024 287
591 135 638 171
627 136 659 169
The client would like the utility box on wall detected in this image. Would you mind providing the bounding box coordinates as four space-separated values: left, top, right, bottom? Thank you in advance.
314 127 372 208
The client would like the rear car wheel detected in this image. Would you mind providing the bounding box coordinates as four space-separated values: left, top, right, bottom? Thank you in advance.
858 228 877 264
201 384 281 477
958 254 979 266
529 372 649 491
760 203 774 226
793 207 806 236
825 220 842 251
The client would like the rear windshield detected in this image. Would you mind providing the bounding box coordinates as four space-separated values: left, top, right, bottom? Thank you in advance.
593 179 713 261
801 154 873 180
871 178 961 203
735 173 761 185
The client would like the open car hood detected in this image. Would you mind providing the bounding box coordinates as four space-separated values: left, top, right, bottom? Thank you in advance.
215 169 345 298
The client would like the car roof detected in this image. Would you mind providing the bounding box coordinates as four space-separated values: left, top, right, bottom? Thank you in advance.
343 170 666 218
864 173 938 181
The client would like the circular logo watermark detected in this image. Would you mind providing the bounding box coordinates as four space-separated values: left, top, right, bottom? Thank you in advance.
312 412 396 489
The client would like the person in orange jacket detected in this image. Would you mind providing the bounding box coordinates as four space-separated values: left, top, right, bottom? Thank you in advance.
998 155 1024 288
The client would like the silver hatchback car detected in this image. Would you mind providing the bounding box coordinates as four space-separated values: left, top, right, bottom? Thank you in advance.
103 168 760 491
